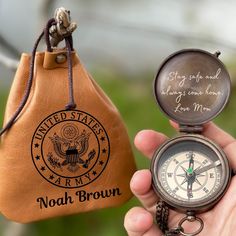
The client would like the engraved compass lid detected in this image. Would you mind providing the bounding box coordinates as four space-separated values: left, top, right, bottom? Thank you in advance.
154 49 231 126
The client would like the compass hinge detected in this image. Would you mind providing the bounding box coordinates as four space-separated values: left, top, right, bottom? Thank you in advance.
179 125 203 134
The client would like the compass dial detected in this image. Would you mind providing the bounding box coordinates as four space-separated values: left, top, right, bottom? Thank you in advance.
160 151 221 201
151 135 231 212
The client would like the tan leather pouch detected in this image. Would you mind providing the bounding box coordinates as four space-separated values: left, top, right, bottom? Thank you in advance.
0 22 136 223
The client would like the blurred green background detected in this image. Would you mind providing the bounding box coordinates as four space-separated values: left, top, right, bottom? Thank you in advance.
1 0 236 236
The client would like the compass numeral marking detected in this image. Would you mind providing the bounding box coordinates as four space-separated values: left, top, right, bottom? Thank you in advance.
186 152 195 159
202 159 209 165
173 187 179 194
210 173 215 178
167 173 173 178
173 159 179 164
188 192 193 198
203 187 209 194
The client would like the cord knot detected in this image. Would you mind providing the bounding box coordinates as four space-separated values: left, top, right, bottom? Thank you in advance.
49 7 77 48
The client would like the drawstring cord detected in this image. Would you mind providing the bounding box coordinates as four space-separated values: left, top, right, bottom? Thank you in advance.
0 18 76 136
45 18 56 52
65 37 76 110
45 18 76 109
0 30 44 136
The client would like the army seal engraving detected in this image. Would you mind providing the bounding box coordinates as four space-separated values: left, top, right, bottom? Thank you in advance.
31 110 110 188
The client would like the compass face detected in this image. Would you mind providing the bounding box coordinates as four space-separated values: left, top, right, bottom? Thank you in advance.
151 135 231 212
161 151 220 201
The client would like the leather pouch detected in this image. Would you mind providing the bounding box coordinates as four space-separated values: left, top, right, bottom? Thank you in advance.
0 17 136 223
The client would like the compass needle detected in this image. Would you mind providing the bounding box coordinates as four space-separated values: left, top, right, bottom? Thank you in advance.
195 160 222 175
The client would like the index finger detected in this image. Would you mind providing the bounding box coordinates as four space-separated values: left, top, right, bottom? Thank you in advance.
134 130 168 159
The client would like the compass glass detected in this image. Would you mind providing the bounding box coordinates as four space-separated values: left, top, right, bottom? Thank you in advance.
152 136 230 211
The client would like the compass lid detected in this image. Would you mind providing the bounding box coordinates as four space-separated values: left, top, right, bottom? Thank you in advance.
154 49 231 126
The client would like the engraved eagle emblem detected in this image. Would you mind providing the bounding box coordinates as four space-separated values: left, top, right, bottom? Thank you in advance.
48 125 96 172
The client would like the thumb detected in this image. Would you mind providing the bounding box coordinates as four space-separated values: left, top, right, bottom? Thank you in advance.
124 207 162 236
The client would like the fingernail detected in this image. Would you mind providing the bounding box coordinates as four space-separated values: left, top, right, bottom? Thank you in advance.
128 211 152 231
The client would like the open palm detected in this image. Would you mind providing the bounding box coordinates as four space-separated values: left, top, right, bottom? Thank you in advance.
124 122 236 236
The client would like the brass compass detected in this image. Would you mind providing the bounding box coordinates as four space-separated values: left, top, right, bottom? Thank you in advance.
151 49 231 236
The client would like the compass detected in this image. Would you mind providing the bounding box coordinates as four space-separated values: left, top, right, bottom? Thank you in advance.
152 135 230 212
151 49 231 235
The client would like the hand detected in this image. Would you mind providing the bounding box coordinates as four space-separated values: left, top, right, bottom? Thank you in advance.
124 122 236 236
